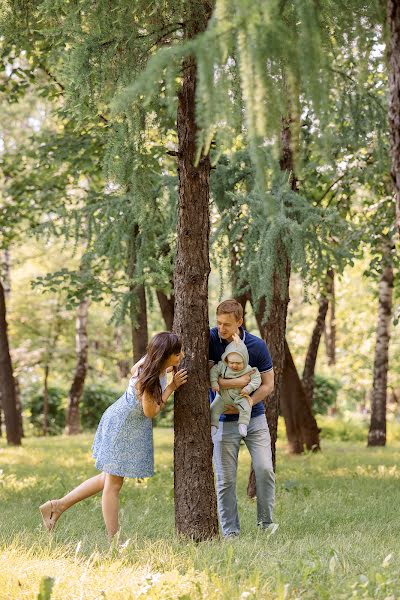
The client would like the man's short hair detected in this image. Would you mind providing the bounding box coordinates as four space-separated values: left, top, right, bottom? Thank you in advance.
216 299 243 321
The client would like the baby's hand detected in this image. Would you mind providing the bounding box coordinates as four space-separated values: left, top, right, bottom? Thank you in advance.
212 384 220 393
232 333 241 345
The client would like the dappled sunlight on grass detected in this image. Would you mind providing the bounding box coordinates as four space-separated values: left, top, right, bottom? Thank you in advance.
1 424 400 598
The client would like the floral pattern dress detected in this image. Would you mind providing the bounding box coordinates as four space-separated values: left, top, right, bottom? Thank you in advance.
92 374 167 478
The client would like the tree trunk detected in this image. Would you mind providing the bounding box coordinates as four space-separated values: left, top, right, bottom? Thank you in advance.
323 269 336 365
173 9 218 540
115 326 131 379
302 271 333 405
368 255 394 446
14 376 24 438
127 224 148 362
0 280 21 445
43 364 49 436
67 298 89 435
156 289 175 331
247 116 295 496
387 0 400 235
282 340 321 452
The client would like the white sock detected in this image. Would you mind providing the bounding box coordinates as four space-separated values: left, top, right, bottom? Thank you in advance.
238 424 247 437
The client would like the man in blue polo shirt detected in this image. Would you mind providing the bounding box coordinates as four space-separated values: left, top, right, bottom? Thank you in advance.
209 299 276 538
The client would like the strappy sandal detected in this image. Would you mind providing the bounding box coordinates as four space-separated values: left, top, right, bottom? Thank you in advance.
39 500 62 531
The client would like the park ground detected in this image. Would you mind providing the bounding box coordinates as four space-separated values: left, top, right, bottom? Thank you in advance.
1 418 400 600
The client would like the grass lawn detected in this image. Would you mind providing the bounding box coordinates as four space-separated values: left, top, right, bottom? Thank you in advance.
1 419 400 599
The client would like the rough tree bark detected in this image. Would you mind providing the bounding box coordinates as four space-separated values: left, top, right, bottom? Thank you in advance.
67 298 89 434
127 224 148 362
172 4 218 540
0 280 21 445
368 250 394 447
387 0 400 235
156 289 175 331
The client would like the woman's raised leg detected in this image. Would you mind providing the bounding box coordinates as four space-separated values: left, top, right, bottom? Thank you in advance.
102 473 124 539
39 472 106 531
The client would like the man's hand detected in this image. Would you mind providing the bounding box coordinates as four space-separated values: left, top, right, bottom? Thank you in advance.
212 384 220 393
218 370 255 389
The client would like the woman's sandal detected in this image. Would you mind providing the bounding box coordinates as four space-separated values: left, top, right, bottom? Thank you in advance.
39 500 62 531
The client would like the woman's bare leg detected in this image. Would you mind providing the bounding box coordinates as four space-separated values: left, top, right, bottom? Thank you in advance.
102 473 124 539
59 473 106 511
40 473 105 531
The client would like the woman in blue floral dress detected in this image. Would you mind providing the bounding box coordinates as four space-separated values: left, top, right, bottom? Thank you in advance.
39 332 187 539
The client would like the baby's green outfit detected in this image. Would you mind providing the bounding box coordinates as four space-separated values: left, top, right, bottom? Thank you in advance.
210 338 262 437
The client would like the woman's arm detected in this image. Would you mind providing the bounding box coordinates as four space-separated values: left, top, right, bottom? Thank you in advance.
142 369 188 418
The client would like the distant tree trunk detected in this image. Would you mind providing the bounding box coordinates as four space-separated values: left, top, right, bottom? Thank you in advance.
368 253 394 447
114 326 130 379
323 269 336 365
302 271 333 404
387 0 400 235
282 340 321 452
67 298 89 435
173 7 218 541
0 280 21 445
14 376 24 439
127 224 148 362
43 364 50 436
156 289 175 330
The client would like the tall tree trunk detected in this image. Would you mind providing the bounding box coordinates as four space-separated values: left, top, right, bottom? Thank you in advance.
247 116 296 497
302 271 333 405
282 340 321 452
0 280 21 445
387 0 400 235
67 298 89 435
173 6 218 541
368 253 394 446
127 224 148 362
156 289 175 330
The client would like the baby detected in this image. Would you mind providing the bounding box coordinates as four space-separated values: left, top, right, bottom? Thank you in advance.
210 333 261 438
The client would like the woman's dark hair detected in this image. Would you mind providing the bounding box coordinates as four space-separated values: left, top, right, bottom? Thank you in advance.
136 332 182 405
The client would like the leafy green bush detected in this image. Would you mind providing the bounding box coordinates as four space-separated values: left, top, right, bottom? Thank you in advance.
318 416 368 442
155 394 174 427
26 386 66 435
313 374 341 415
80 384 119 430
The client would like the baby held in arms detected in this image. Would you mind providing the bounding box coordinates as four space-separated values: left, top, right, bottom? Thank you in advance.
210 333 261 438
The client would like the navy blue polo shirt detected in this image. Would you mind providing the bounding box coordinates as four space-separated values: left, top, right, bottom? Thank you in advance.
209 326 273 422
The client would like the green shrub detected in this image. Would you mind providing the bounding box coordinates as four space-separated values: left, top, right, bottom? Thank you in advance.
26 386 66 435
155 394 174 427
79 384 119 430
313 374 341 415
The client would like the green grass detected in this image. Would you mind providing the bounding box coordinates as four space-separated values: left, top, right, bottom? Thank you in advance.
1 421 400 599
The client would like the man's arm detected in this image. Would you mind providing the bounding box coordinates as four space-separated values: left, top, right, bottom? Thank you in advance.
248 370 274 405
218 371 255 389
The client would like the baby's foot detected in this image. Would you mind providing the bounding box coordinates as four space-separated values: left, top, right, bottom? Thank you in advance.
238 424 248 437
211 425 218 438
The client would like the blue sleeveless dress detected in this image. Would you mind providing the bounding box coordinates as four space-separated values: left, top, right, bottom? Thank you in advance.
92 374 167 478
